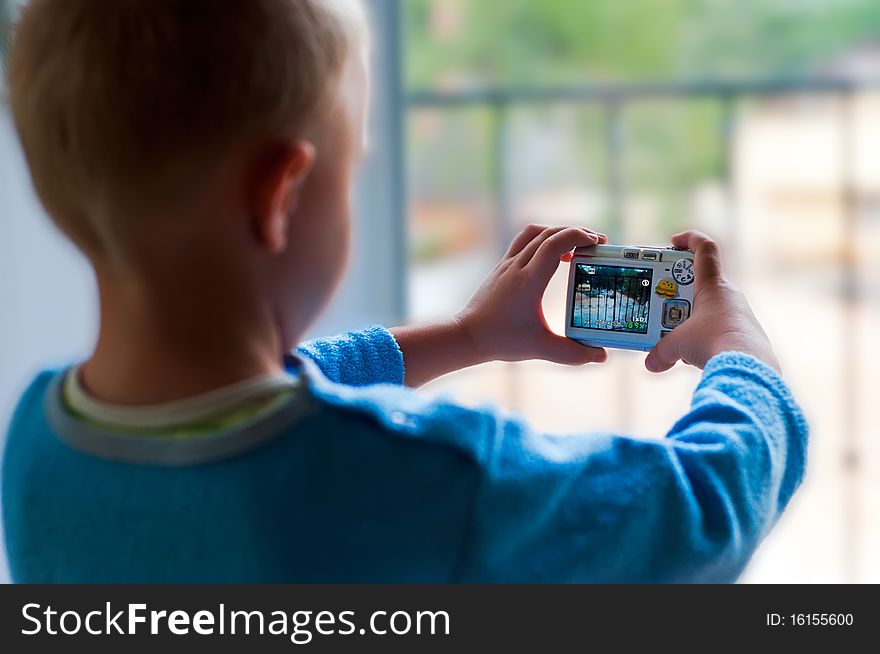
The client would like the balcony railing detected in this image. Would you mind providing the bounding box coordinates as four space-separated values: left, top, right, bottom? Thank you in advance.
403 76 880 581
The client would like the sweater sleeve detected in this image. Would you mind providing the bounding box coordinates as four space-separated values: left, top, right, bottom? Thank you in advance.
454 352 808 583
293 326 405 387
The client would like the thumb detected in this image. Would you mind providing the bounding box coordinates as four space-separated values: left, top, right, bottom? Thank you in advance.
539 333 607 366
645 330 684 373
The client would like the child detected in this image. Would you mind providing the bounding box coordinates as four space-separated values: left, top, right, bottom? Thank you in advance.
2 0 806 583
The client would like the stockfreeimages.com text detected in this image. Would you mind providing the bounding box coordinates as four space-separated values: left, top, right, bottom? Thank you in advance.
21 602 450 645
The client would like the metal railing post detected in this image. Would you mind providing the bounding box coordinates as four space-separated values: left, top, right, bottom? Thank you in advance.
491 101 514 255
603 99 625 242
839 89 861 584
719 94 740 271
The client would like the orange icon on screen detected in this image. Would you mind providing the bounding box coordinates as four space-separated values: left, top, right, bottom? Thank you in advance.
655 279 678 299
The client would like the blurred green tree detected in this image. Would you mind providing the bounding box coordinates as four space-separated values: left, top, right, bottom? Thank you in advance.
403 0 880 242
405 0 880 87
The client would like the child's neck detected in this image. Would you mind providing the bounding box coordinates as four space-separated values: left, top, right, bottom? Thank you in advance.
82 268 287 406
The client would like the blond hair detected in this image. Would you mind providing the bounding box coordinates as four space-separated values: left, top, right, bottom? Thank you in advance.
9 0 365 258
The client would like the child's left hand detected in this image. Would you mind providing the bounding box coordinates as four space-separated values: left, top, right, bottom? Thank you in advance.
456 224 609 366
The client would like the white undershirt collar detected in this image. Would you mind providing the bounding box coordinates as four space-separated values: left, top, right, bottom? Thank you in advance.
63 365 300 431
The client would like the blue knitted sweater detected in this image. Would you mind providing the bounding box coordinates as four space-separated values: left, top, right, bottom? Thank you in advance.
2 326 807 582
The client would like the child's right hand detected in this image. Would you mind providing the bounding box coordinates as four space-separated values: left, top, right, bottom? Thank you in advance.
645 231 781 374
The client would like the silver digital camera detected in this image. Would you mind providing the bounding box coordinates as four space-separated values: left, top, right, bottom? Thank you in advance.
565 245 695 352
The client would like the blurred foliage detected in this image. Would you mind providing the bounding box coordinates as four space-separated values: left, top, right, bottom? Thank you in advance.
1 0 12 72
403 0 880 247
404 0 880 87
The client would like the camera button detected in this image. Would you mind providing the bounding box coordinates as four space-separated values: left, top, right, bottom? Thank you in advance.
662 299 691 329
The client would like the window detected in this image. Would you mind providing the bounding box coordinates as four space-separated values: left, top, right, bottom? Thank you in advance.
396 0 880 583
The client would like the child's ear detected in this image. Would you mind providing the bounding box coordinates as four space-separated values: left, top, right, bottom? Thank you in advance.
251 140 316 255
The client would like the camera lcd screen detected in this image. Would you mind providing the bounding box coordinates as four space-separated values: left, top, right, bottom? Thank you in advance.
571 264 653 334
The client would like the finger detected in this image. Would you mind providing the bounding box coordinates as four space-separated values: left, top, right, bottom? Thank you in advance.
645 330 683 373
671 230 723 281
527 228 601 280
515 225 605 265
505 224 550 259
539 334 607 366
562 230 607 262
514 226 570 264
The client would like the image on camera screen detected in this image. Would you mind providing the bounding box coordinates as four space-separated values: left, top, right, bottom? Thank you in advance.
571 264 653 334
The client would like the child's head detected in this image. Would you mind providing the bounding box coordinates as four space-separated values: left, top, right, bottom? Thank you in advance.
10 0 369 349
